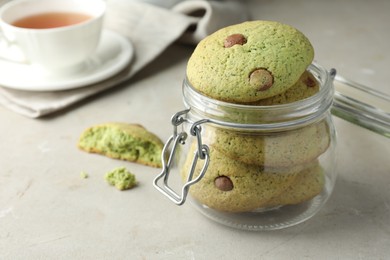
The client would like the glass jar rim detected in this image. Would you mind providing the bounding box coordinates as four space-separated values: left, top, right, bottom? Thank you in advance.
182 62 335 130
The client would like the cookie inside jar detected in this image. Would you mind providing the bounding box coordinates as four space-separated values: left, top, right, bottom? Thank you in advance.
181 118 330 213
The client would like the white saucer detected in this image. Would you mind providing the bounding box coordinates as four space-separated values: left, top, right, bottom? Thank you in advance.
0 30 134 91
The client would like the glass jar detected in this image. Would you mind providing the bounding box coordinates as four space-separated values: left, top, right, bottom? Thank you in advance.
154 63 337 231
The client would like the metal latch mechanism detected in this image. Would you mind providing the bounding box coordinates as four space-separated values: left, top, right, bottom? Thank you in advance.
153 109 210 205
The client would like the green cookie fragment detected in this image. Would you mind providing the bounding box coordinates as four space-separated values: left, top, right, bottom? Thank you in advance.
105 167 137 190
78 123 163 168
80 171 89 179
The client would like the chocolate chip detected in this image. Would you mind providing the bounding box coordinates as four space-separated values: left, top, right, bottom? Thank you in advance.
304 74 316 88
214 176 234 191
224 34 247 48
249 68 274 91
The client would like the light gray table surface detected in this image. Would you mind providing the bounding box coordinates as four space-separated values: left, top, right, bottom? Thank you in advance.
1 0 390 259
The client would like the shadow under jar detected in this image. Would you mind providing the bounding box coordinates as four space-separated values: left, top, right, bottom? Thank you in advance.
154 63 338 231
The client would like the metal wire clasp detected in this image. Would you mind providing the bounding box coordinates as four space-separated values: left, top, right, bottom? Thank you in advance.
153 109 210 205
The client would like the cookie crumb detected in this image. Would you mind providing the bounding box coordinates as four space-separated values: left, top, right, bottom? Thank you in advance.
105 167 137 191
80 171 89 179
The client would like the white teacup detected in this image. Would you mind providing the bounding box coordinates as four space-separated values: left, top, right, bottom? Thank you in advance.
0 0 106 74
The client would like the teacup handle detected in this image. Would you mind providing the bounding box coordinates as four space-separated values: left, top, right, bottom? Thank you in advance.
0 29 27 63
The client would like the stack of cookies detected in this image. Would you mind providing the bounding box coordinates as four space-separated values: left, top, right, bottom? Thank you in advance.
182 21 330 212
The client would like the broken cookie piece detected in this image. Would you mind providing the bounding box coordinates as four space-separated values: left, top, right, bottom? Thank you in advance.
78 123 163 168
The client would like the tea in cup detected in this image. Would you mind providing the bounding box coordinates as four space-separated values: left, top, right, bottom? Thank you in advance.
0 0 106 74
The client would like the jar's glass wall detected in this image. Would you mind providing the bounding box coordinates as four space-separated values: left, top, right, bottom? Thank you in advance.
177 112 336 230
163 63 338 230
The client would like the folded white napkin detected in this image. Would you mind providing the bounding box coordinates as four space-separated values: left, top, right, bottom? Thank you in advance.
0 0 248 118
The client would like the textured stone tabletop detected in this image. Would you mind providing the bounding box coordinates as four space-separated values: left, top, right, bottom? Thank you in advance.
1 0 389 259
